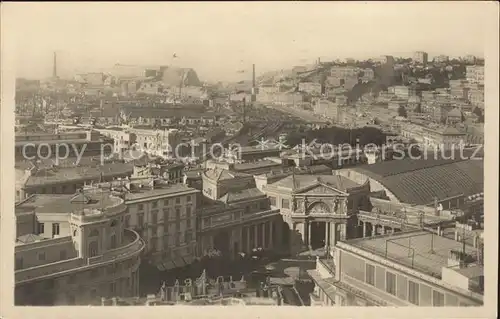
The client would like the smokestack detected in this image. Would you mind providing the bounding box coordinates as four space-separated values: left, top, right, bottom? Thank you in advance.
53 52 57 78
251 64 257 102
252 64 256 88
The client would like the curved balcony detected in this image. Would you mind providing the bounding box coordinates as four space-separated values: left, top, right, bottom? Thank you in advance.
88 229 145 265
16 229 145 285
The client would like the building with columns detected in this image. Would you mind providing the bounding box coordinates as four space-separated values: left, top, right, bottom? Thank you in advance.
261 174 371 255
198 168 284 258
14 188 145 305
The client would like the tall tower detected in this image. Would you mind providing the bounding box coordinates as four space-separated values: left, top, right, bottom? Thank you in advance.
53 52 57 78
251 64 257 102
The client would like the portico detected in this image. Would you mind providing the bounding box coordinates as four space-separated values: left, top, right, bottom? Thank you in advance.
262 174 371 256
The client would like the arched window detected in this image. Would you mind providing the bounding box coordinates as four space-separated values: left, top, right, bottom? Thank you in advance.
89 229 99 237
88 241 98 257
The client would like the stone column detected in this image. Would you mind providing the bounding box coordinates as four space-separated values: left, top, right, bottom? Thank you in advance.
330 222 337 247
246 227 251 252
372 224 377 237
269 221 274 249
381 226 386 235
324 221 330 248
473 235 478 248
254 224 259 248
308 221 312 247
391 227 395 235
362 222 367 238
339 223 346 241
262 223 266 249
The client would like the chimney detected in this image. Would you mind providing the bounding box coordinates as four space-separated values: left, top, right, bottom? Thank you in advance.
53 52 57 78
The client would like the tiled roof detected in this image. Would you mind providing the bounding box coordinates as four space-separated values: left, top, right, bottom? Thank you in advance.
354 158 483 205
204 168 251 182
271 174 360 192
16 234 46 244
219 187 265 204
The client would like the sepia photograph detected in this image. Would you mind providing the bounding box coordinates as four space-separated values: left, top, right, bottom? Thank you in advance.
1 2 498 318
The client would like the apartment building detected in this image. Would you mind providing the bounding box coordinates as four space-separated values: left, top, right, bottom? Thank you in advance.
298 82 322 95
130 128 182 159
466 66 484 85
14 189 145 305
467 86 484 109
391 86 413 100
96 128 137 154
330 66 360 79
434 55 449 63
308 230 483 307
120 181 201 271
15 162 134 202
15 130 112 161
421 126 466 149
413 51 429 64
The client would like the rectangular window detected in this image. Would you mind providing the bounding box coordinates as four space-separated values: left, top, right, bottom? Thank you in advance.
281 199 290 209
138 204 144 211
37 222 45 235
163 208 170 221
186 206 192 219
176 208 181 220
365 264 375 286
52 223 60 236
186 218 191 229
386 272 396 295
38 252 46 261
152 201 158 209
152 212 158 224
408 281 420 305
15 257 23 269
175 234 180 246
432 290 445 307
187 195 192 202
138 213 144 226
176 197 181 204
125 215 130 228
60 250 67 260
164 199 169 206
176 221 181 232
185 231 192 242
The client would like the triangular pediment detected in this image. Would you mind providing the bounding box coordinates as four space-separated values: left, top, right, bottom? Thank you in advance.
295 182 348 196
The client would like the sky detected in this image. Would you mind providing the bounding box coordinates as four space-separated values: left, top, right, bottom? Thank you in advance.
2 2 494 82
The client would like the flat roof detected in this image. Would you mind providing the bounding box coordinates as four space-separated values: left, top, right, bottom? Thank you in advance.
16 190 122 215
124 184 198 201
344 230 479 278
22 163 133 187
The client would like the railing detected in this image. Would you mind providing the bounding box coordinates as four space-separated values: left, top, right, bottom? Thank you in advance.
88 229 145 265
16 229 145 284
16 258 86 283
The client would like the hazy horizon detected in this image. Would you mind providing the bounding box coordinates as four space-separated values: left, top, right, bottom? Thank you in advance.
4 2 490 82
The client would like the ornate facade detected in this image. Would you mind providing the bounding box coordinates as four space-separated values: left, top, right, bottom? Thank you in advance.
262 175 370 255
